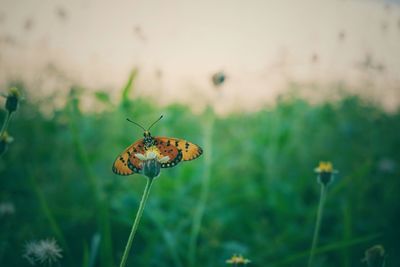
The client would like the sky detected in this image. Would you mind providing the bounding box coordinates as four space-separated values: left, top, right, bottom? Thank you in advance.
0 0 399 113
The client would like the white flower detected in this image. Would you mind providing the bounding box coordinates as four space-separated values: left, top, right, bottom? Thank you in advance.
135 149 170 179
135 149 170 163
23 238 62 266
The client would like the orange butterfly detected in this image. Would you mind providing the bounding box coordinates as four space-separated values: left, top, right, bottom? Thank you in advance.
112 115 203 176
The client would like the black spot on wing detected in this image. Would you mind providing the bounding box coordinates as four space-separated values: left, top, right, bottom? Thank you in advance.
127 156 142 173
184 145 203 161
161 150 183 168
112 165 131 176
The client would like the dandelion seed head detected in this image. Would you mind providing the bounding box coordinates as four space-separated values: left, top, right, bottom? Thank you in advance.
23 238 62 266
362 244 385 267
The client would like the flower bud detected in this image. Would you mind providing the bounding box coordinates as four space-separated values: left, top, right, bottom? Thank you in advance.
4 87 21 113
142 158 161 179
314 161 338 186
0 132 14 155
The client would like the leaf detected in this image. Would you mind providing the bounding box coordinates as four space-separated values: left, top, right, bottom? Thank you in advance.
94 91 111 104
120 69 138 106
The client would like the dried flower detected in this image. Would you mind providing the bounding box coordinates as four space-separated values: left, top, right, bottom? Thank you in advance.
362 245 386 267
23 238 62 266
135 147 169 179
314 161 338 186
226 254 251 266
0 131 14 155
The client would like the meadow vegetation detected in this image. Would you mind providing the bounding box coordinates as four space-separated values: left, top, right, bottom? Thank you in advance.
0 79 398 267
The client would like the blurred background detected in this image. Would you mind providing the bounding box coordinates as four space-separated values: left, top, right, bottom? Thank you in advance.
0 0 399 266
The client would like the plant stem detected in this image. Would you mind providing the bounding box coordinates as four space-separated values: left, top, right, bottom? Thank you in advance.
68 94 113 266
271 233 381 266
119 178 154 267
0 111 11 137
342 201 352 267
308 183 327 267
28 174 70 255
188 111 213 267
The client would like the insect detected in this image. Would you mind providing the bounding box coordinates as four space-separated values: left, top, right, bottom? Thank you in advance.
112 115 203 176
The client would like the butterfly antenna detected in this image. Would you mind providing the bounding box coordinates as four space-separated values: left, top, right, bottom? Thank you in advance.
147 115 164 130
126 118 146 131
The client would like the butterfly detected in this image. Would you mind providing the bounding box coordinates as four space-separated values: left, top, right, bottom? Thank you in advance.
112 115 203 176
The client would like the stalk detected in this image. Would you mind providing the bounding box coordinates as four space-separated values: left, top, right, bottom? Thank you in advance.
308 183 327 267
119 178 154 267
0 111 11 137
188 111 213 267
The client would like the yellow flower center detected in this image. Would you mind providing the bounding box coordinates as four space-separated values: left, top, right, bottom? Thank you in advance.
317 161 333 172
226 254 251 265
146 146 162 159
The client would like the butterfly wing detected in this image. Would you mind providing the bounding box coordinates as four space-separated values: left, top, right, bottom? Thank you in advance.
175 138 203 161
112 139 146 175
153 139 182 168
154 137 203 168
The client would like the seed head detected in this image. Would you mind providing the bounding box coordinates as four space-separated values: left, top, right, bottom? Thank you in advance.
362 245 386 267
23 238 63 266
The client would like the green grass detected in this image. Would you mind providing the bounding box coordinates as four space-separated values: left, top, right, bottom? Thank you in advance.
0 82 399 267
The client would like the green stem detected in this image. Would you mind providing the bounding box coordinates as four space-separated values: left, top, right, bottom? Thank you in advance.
27 174 71 261
119 178 154 267
271 233 381 266
0 111 12 136
67 94 114 266
147 212 184 267
342 201 352 267
308 183 327 267
188 112 213 267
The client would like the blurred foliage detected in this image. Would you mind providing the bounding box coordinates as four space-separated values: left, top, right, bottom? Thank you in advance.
0 82 399 267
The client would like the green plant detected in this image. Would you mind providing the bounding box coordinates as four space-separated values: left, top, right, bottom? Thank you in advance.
0 87 21 155
118 150 169 267
308 161 338 267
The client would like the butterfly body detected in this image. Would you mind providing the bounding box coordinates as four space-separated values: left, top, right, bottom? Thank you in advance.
112 130 202 176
